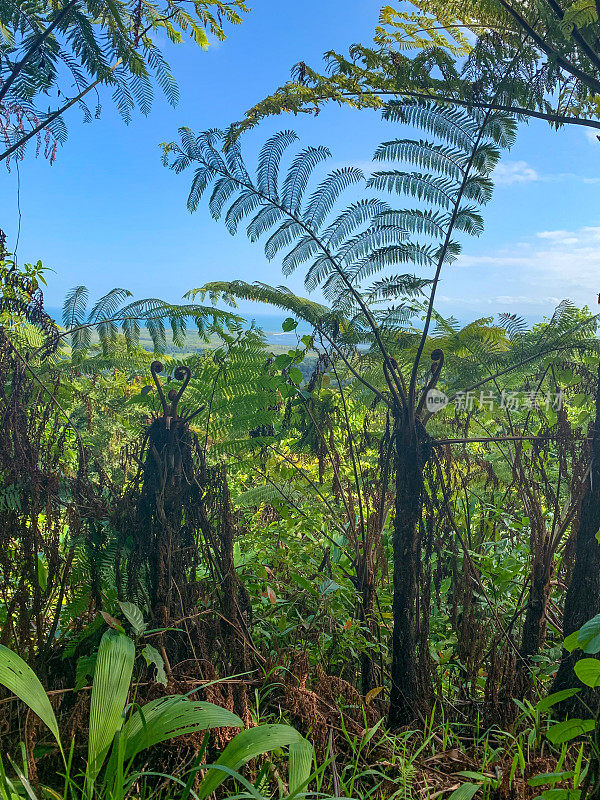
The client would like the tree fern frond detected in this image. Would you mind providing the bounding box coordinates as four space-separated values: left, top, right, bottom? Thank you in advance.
302 167 365 231
63 285 88 329
282 235 321 276
374 139 467 179
188 166 216 212
209 176 239 218
264 220 306 261
224 190 264 234
350 243 436 283
257 130 298 199
462 174 494 204
376 208 446 238
383 100 478 150
368 171 457 207
246 205 286 242
323 199 390 249
498 312 528 340
366 274 431 303
281 145 331 214
88 288 132 323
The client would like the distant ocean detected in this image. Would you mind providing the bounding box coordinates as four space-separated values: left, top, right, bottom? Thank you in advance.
45 307 311 346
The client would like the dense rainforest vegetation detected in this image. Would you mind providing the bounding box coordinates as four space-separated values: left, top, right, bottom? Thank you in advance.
3 1 600 798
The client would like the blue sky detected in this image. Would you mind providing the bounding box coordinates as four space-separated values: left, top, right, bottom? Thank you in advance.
1 0 599 325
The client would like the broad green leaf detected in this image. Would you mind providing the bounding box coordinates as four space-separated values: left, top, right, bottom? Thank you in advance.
540 791 582 800
546 718 594 745
75 655 96 692
118 601 146 637
196 724 305 799
528 771 575 787
141 644 167 686
574 658 600 688
576 615 600 654
87 631 135 785
0 645 61 750
446 783 480 800
535 688 580 712
273 354 293 369
288 366 303 384
282 317 298 332
288 738 314 797
37 555 48 593
563 631 580 653
122 696 242 760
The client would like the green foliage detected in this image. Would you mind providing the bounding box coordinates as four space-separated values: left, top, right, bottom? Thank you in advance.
0 0 248 162
61 284 243 358
165 109 509 324
0 626 311 800
227 1 600 142
0 644 63 750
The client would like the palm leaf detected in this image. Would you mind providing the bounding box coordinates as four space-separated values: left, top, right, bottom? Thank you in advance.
121 696 243 760
196 724 307 799
0 646 62 752
86 630 135 786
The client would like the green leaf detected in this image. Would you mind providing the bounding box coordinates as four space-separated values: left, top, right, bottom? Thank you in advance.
196 724 306 799
576 614 600 654
118 601 147 637
446 783 481 800
564 631 581 653
282 317 298 332
539 791 581 800
574 658 600 688
535 688 580 713
288 738 314 797
37 555 48 593
141 644 167 686
546 718 595 745
87 631 135 786
75 655 97 692
288 366 303 385
528 771 574 787
0 645 62 751
122 696 242 760
273 354 293 369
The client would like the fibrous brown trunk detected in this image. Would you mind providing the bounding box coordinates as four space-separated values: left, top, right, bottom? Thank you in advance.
552 362 600 714
516 547 553 697
358 553 376 696
388 417 429 727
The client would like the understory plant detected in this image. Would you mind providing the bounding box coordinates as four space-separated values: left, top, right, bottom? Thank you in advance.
0 627 313 800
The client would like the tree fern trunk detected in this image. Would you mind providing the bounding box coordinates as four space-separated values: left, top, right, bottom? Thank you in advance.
388 417 429 726
358 553 376 696
516 545 553 697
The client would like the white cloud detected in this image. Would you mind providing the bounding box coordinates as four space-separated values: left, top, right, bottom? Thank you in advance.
493 161 600 186
493 160 539 185
458 224 600 308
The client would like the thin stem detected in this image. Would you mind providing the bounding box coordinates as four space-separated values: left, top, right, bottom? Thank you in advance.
310 89 600 132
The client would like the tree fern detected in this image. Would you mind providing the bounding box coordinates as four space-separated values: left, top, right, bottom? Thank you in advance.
165 101 600 727
166 99 516 409
58 286 243 360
